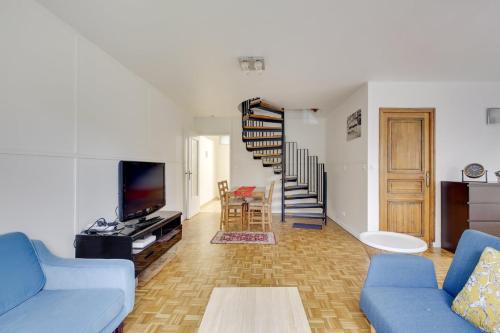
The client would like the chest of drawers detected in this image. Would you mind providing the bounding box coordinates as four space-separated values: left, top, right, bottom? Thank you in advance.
441 181 500 252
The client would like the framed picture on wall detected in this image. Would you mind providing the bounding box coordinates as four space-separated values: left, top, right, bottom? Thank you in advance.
347 109 362 141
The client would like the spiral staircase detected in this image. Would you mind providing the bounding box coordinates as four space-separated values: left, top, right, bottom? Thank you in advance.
239 98 327 223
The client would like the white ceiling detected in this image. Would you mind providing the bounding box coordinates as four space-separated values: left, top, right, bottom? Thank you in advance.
37 0 500 116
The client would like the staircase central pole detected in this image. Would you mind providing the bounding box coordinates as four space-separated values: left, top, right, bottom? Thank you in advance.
281 108 286 223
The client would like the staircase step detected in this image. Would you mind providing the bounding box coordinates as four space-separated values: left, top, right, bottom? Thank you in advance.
243 126 282 132
286 213 325 219
285 176 298 182
284 185 309 191
285 203 323 209
246 144 282 151
285 193 318 200
263 161 281 167
262 155 282 160
242 135 283 142
250 100 284 115
253 153 282 159
245 114 283 123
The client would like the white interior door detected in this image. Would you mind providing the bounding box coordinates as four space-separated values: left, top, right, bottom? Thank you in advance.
185 136 200 218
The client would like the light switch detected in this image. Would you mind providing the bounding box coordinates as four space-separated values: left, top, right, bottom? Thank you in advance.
487 108 500 124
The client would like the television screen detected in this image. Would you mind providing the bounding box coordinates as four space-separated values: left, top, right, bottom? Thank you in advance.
119 161 165 222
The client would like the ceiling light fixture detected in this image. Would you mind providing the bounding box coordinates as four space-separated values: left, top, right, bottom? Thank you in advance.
238 57 265 74
240 60 250 74
254 60 263 74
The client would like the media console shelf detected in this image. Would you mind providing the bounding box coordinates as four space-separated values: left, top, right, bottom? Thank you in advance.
75 211 182 276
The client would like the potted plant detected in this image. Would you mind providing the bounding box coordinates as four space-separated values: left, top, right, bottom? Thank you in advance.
495 170 500 183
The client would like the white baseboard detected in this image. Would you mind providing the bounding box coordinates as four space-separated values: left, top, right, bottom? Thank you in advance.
328 214 361 240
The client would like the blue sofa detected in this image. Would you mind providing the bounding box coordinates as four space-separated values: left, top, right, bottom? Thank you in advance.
360 230 500 333
0 232 135 333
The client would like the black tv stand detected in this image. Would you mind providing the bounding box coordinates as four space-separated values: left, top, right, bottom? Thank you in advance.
137 215 163 225
75 211 182 276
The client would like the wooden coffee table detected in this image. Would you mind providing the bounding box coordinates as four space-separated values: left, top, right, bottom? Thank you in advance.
198 287 311 333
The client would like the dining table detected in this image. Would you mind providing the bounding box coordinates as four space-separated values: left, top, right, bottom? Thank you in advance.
229 186 266 228
230 186 266 201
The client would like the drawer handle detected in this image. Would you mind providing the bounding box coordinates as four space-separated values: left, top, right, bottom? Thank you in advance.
144 251 155 259
426 171 430 188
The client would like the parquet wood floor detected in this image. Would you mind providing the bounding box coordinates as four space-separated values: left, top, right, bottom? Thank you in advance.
125 213 454 333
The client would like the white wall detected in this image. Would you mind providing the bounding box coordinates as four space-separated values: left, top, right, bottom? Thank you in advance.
325 82 500 246
0 0 191 256
325 84 369 237
367 82 500 246
213 136 230 196
198 136 215 205
194 113 327 212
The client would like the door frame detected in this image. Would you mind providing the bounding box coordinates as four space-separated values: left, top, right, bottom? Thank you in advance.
184 135 201 219
379 108 436 244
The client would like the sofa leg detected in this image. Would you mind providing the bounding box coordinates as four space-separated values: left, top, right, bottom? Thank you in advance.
370 324 376 333
113 323 124 333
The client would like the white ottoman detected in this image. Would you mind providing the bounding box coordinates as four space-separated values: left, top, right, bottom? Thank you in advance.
360 231 428 258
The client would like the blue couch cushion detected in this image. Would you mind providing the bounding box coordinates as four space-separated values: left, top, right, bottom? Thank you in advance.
360 287 481 333
0 232 45 316
443 230 500 298
0 289 124 333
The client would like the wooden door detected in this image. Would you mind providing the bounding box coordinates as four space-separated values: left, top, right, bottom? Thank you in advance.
379 109 435 244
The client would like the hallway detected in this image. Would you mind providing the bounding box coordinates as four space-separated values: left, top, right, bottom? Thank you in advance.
200 199 221 213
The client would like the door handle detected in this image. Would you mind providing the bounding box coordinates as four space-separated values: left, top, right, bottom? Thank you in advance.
425 171 430 187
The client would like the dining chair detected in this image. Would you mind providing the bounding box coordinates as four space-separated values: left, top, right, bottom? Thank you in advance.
217 181 244 230
247 181 274 231
217 180 231 203
221 180 229 192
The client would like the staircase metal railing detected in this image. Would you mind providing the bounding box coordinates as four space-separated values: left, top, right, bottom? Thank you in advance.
281 105 286 222
283 142 327 222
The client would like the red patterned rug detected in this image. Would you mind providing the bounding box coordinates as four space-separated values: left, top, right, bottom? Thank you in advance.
211 231 276 245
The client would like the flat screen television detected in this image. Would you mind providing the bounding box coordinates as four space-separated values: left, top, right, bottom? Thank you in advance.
118 161 165 222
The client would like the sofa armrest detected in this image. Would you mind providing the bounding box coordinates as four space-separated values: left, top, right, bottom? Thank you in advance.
363 254 438 289
32 240 135 313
